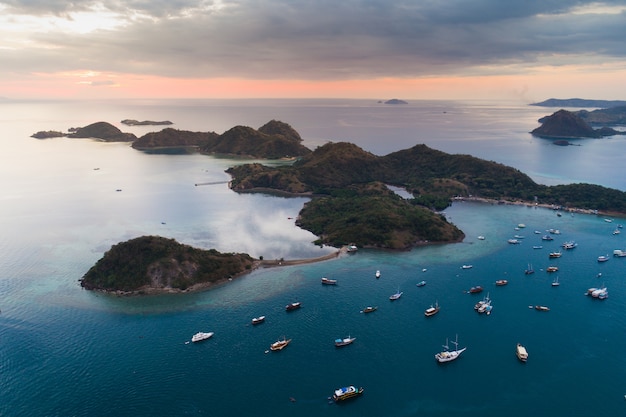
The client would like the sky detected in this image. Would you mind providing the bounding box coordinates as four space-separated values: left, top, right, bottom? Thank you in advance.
2 0 626 101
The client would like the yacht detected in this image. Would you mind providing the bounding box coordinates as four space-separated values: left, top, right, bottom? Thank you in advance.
435 335 466 363
424 301 440 317
562 241 578 250
332 385 364 402
375 270 381 278
516 343 528 362
251 316 266 325
191 332 214 343
270 337 292 351
334 336 356 347
389 289 403 300
597 254 610 262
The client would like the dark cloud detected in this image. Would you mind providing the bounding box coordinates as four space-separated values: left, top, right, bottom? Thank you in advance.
2 0 626 80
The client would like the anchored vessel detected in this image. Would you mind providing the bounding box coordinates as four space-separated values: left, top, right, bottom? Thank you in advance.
516 343 528 362
435 335 466 363
332 386 364 402
191 332 214 343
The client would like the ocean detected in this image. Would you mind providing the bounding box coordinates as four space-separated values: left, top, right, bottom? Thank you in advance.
0 99 625 417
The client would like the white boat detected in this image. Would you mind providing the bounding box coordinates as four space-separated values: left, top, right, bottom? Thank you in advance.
334 336 356 347
597 254 610 262
549 251 562 258
191 332 214 343
613 249 626 257
251 316 266 325
477 235 485 240
461 264 473 269
435 335 466 363
332 385 364 402
389 289 403 301
375 270 381 278
507 239 521 244
346 244 358 252
590 287 608 299
321 277 337 285
424 301 440 317
613 228 621 235
416 280 426 287
551 276 560 287
562 241 577 250
516 343 528 362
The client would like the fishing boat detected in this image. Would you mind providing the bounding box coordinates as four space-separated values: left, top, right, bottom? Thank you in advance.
375 270 381 278
416 280 426 287
321 277 337 285
495 279 508 286
334 336 356 347
362 306 378 313
546 266 559 272
468 285 483 294
551 276 560 287
535 305 550 311
516 343 528 362
251 316 266 325
285 302 301 311
191 332 214 343
424 301 440 317
270 337 292 351
332 385 364 402
434 335 466 363
389 289 403 300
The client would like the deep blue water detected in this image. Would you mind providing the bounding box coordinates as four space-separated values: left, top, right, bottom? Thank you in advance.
1 99 625 416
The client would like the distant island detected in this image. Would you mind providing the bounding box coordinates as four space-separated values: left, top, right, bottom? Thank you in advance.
121 119 173 126
531 98 626 108
531 109 626 139
383 99 408 105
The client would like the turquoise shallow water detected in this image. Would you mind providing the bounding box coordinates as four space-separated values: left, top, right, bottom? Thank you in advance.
1 99 625 416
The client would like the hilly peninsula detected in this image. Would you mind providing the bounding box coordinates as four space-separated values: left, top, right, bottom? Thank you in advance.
80 236 255 294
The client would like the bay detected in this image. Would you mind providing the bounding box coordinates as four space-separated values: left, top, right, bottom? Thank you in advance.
0 99 625 417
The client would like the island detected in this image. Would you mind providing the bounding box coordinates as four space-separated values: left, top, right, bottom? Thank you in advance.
531 98 626 108
31 130 66 139
80 236 256 294
68 121 137 142
121 119 173 126
384 99 408 105
531 109 625 139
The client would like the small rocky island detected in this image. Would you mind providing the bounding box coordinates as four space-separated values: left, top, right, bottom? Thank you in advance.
383 98 408 105
531 109 625 139
121 119 173 126
80 236 255 294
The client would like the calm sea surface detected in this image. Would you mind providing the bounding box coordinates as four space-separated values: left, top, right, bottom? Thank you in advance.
0 99 625 417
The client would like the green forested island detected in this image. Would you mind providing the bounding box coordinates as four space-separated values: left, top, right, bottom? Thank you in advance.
80 236 255 294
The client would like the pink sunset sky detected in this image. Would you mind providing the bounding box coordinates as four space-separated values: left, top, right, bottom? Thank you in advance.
2 1 626 102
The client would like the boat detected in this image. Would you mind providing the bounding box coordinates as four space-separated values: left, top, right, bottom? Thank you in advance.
375 270 381 278
424 301 440 317
434 335 466 363
251 316 266 325
518 223 526 228
477 235 485 240
525 263 535 274
321 277 337 285
389 289 403 300
416 280 426 287
604 218 613 223
477 299 492 314
586 287 598 296
285 302 301 311
562 241 578 250
507 239 521 244
535 305 550 311
590 287 608 299
270 337 292 351
484 304 493 315
549 251 562 258
332 385 364 402
191 332 214 343
532 245 543 249
546 266 558 272
516 343 528 362
346 244 358 252
597 255 610 262
551 276 560 287
461 264 473 269
613 249 626 257
541 234 554 241
514 235 525 239
495 279 508 286
334 336 356 347
362 306 378 313
468 285 483 294
474 294 490 310
613 228 621 235
548 229 561 235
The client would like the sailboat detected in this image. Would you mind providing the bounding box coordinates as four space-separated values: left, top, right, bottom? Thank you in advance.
389 287 403 300
435 334 466 363
551 276 560 287
524 263 534 275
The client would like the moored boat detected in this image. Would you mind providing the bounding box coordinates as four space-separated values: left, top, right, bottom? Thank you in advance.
546 266 558 272
613 249 626 257
468 285 483 294
461 264 473 269
270 337 291 351
424 301 440 317
535 305 550 311
551 276 560 287
562 241 577 249
516 343 528 362
251 316 266 325
191 332 214 343
435 335 466 363
375 270 381 278
525 263 535 274
549 251 562 258
507 239 520 244
285 302 301 311
597 254 610 262
495 279 508 286
362 306 378 313
389 289 403 300
416 280 426 287
332 385 364 402
321 277 337 285
542 234 554 241
334 336 356 347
